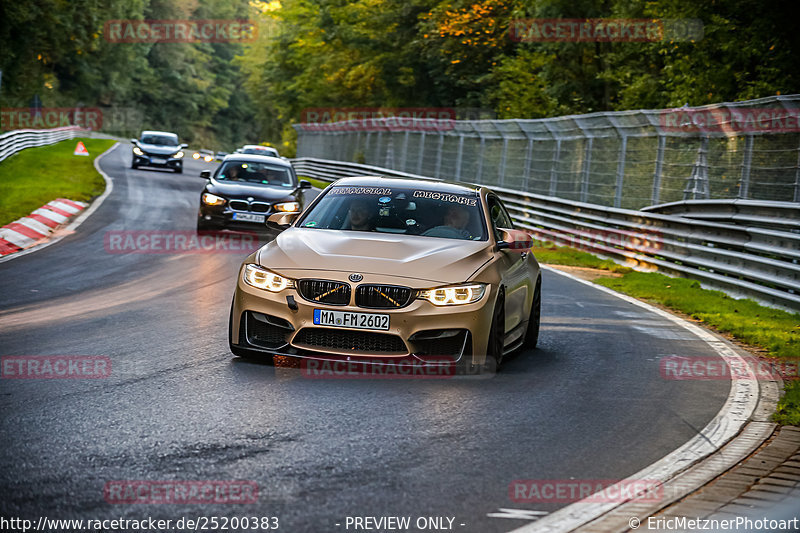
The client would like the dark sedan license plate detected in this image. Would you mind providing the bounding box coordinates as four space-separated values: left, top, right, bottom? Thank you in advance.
151 157 166 164
313 309 390 331
232 213 265 223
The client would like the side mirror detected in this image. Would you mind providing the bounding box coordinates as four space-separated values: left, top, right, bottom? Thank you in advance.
200 170 211 179
130 138 138 144
496 228 533 252
298 180 312 190
267 212 299 231
180 143 188 149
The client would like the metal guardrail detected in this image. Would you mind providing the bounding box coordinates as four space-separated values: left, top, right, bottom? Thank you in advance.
292 157 800 312
642 199 800 231
295 95 800 209
0 127 86 163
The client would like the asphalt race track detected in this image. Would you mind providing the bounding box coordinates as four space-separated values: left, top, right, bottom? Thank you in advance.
0 144 731 532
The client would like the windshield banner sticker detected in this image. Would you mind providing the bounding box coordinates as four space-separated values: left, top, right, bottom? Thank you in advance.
412 190 478 206
329 187 393 196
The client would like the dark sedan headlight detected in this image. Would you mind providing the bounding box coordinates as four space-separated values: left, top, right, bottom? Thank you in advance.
132 146 144 156
201 192 226 206
274 201 300 213
173 151 184 159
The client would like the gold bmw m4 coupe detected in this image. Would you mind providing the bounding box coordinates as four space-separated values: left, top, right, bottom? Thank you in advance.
229 176 541 372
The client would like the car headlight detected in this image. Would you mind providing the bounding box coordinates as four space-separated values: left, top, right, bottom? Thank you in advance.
418 284 486 306
274 201 300 213
201 192 226 206
204 155 214 162
243 264 295 292
173 151 184 159
193 152 201 159
132 146 144 156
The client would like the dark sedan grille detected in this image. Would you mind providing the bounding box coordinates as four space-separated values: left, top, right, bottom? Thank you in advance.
297 280 351 305
229 200 271 213
355 285 413 308
294 328 407 354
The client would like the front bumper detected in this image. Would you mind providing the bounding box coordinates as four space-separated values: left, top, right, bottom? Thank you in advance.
198 205 272 229
133 153 183 169
230 269 497 366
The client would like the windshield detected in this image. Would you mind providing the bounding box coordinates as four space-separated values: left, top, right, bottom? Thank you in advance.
141 134 178 146
298 185 487 240
216 160 294 187
242 147 278 156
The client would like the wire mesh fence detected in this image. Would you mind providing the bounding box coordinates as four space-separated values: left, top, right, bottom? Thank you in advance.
294 95 800 209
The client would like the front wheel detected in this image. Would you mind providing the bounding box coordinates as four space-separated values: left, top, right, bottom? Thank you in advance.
196 217 220 232
523 278 542 349
174 167 183 174
484 289 505 372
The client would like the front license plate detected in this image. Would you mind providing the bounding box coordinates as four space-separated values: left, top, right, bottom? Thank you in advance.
313 309 390 331
151 157 166 164
232 212 265 223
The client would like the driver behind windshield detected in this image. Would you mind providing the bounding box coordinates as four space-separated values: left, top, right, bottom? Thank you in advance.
225 165 242 181
346 199 374 231
423 204 472 239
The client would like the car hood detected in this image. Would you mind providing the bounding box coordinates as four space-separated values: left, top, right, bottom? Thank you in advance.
207 180 297 201
137 143 181 155
258 228 493 285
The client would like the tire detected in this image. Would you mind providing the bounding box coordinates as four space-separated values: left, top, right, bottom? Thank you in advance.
196 217 219 232
523 278 542 350
484 288 505 372
174 167 183 174
131 161 138 169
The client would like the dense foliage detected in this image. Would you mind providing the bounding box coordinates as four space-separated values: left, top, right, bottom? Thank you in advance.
2 0 797 152
0 0 257 149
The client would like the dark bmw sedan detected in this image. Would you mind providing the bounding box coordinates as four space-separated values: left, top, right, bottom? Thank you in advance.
197 155 311 231
131 130 187 173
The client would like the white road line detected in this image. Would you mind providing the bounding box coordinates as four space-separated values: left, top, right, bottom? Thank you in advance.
488 509 549 520
508 266 760 533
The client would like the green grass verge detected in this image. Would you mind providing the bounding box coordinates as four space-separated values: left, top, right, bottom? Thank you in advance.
0 138 115 226
299 176 333 190
534 242 800 425
532 242 632 273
